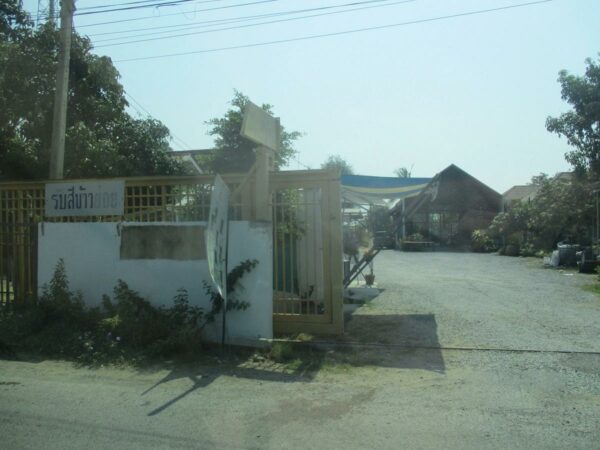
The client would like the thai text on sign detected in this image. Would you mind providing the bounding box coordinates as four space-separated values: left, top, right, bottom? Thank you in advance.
45 180 125 217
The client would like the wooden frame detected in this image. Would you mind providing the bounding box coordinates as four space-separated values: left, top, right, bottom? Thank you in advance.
0 170 344 335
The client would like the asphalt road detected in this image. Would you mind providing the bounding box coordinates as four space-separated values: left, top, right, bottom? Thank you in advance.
1 251 599 449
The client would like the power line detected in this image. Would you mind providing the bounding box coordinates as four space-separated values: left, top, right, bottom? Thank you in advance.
293 155 311 170
93 0 414 47
75 0 281 26
87 0 394 38
77 0 220 12
114 0 553 63
76 0 198 17
31 0 276 21
124 91 193 150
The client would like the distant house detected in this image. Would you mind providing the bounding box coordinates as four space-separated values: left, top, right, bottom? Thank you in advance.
503 185 539 209
391 164 502 248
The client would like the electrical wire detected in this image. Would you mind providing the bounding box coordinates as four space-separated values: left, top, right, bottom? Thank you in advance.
76 0 202 17
32 0 279 22
125 91 193 150
114 0 553 63
75 0 281 25
93 0 414 47
77 0 222 12
87 0 394 38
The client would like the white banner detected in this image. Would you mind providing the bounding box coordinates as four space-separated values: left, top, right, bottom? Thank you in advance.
206 175 230 301
45 180 125 217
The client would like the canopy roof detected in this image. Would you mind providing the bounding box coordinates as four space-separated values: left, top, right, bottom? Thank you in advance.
341 174 432 206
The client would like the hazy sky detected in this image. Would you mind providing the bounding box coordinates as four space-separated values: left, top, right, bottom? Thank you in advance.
23 0 600 192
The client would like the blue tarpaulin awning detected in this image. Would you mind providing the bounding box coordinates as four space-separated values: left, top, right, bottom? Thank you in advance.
341 175 432 206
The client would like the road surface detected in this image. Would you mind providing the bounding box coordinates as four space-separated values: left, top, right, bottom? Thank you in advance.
1 251 599 449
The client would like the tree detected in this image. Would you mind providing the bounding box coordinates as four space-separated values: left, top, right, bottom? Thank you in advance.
487 173 594 252
546 56 600 176
203 90 300 173
394 167 411 178
0 2 183 180
321 154 354 175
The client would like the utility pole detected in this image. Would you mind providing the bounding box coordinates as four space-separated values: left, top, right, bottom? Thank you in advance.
49 0 75 180
49 0 56 27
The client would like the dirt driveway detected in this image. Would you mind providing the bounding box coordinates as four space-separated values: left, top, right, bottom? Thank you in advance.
345 251 600 352
1 251 599 449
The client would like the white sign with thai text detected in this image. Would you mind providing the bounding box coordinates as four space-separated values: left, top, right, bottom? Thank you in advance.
45 180 125 217
206 174 230 302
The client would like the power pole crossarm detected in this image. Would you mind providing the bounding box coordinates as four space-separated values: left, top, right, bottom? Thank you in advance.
49 0 75 180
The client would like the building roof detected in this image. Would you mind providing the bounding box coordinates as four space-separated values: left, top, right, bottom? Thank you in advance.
392 164 502 218
503 185 539 202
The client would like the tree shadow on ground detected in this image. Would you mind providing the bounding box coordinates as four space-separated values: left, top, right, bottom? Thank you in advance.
139 313 445 416
136 346 324 416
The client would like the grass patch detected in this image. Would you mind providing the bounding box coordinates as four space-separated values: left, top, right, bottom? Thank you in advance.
582 284 600 296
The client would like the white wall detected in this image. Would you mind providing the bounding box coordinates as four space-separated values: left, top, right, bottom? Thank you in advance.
37 221 273 343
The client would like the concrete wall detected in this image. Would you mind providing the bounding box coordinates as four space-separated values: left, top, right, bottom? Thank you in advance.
38 221 273 343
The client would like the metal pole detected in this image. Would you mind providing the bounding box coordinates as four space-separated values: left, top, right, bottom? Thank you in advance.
49 0 75 180
592 191 600 252
221 216 229 348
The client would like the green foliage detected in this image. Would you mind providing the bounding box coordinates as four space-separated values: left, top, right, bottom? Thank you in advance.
471 229 497 253
487 173 594 254
100 283 205 359
0 0 31 40
269 341 295 362
0 3 183 180
203 259 258 319
202 90 300 173
273 189 307 238
546 56 600 175
0 258 256 365
394 167 412 178
0 259 97 356
321 154 354 175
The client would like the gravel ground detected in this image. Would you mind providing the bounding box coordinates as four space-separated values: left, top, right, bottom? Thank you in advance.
1 251 599 449
346 251 600 352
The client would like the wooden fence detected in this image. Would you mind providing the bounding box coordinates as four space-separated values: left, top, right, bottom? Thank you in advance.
0 170 343 335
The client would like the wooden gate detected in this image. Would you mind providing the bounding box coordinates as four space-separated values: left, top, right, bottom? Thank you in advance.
271 170 343 335
0 186 42 305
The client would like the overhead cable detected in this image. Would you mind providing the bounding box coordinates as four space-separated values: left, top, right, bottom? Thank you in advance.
93 0 415 46
125 91 193 150
76 0 280 26
114 0 553 63
77 0 222 12
87 0 395 38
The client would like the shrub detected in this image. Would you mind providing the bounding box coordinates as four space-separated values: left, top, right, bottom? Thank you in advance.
0 258 259 364
471 229 497 253
0 259 100 356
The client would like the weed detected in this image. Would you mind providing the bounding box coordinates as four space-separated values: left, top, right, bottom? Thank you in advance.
270 341 295 362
